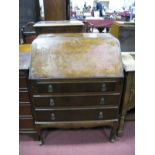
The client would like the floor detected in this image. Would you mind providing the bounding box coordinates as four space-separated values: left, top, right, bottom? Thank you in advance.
19 122 135 155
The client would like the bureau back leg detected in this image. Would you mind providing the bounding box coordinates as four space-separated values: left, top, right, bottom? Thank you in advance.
117 115 125 136
109 122 118 143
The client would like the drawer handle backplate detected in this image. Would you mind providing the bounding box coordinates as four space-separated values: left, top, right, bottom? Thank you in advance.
48 84 53 93
100 97 105 105
50 98 55 106
101 83 106 91
98 111 104 119
51 113 56 121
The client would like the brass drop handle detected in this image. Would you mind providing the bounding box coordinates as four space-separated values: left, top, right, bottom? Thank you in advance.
50 113 56 121
100 97 105 105
98 111 104 119
49 98 55 106
48 84 53 93
101 83 106 91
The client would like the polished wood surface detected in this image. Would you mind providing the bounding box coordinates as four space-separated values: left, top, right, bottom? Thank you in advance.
34 107 119 122
33 94 120 108
35 26 84 34
34 21 84 34
19 104 32 115
32 79 121 94
29 33 124 144
44 0 68 20
19 47 38 140
30 33 123 79
19 69 38 139
19 116 34 129
117 52 135 136
30 78 123 144
118 71 135 136
19 90 30 103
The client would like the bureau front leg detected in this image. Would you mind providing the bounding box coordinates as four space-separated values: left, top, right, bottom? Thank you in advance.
37 128 44 145
109 122 118 143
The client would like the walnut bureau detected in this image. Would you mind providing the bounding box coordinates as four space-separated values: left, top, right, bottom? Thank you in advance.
29 33 124 144
19 45 38 140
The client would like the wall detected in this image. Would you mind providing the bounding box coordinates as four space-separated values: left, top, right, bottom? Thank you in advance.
19 0 40 29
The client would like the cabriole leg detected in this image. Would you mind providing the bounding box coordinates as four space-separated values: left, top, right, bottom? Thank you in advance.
37 128 43 145
109 122 118 143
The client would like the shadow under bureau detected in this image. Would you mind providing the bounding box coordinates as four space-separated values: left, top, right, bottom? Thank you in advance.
29 33 124 144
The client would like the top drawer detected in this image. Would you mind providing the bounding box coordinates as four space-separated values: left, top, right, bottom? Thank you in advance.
19 70 28 78
31 79 122 94
19 70 29 89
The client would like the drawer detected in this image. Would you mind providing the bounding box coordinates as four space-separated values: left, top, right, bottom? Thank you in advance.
19 104 32 115
34 107 118 122
33 94 120 108
19 90 30 103
19 70 28 77
19 77 28 89
32 80 121 94
19 117 34 129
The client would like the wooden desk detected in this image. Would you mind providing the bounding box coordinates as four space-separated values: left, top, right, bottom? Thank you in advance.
34 20 84 35
29 33 124 144
19 44 38 140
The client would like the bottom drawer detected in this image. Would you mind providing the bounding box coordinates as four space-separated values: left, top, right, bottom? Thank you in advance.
34 107 118 122
19 117 34 129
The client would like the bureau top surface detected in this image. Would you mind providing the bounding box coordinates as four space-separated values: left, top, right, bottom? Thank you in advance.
29 33 123 79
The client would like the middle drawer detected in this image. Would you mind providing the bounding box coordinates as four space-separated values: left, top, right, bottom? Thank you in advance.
33 94 120 108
